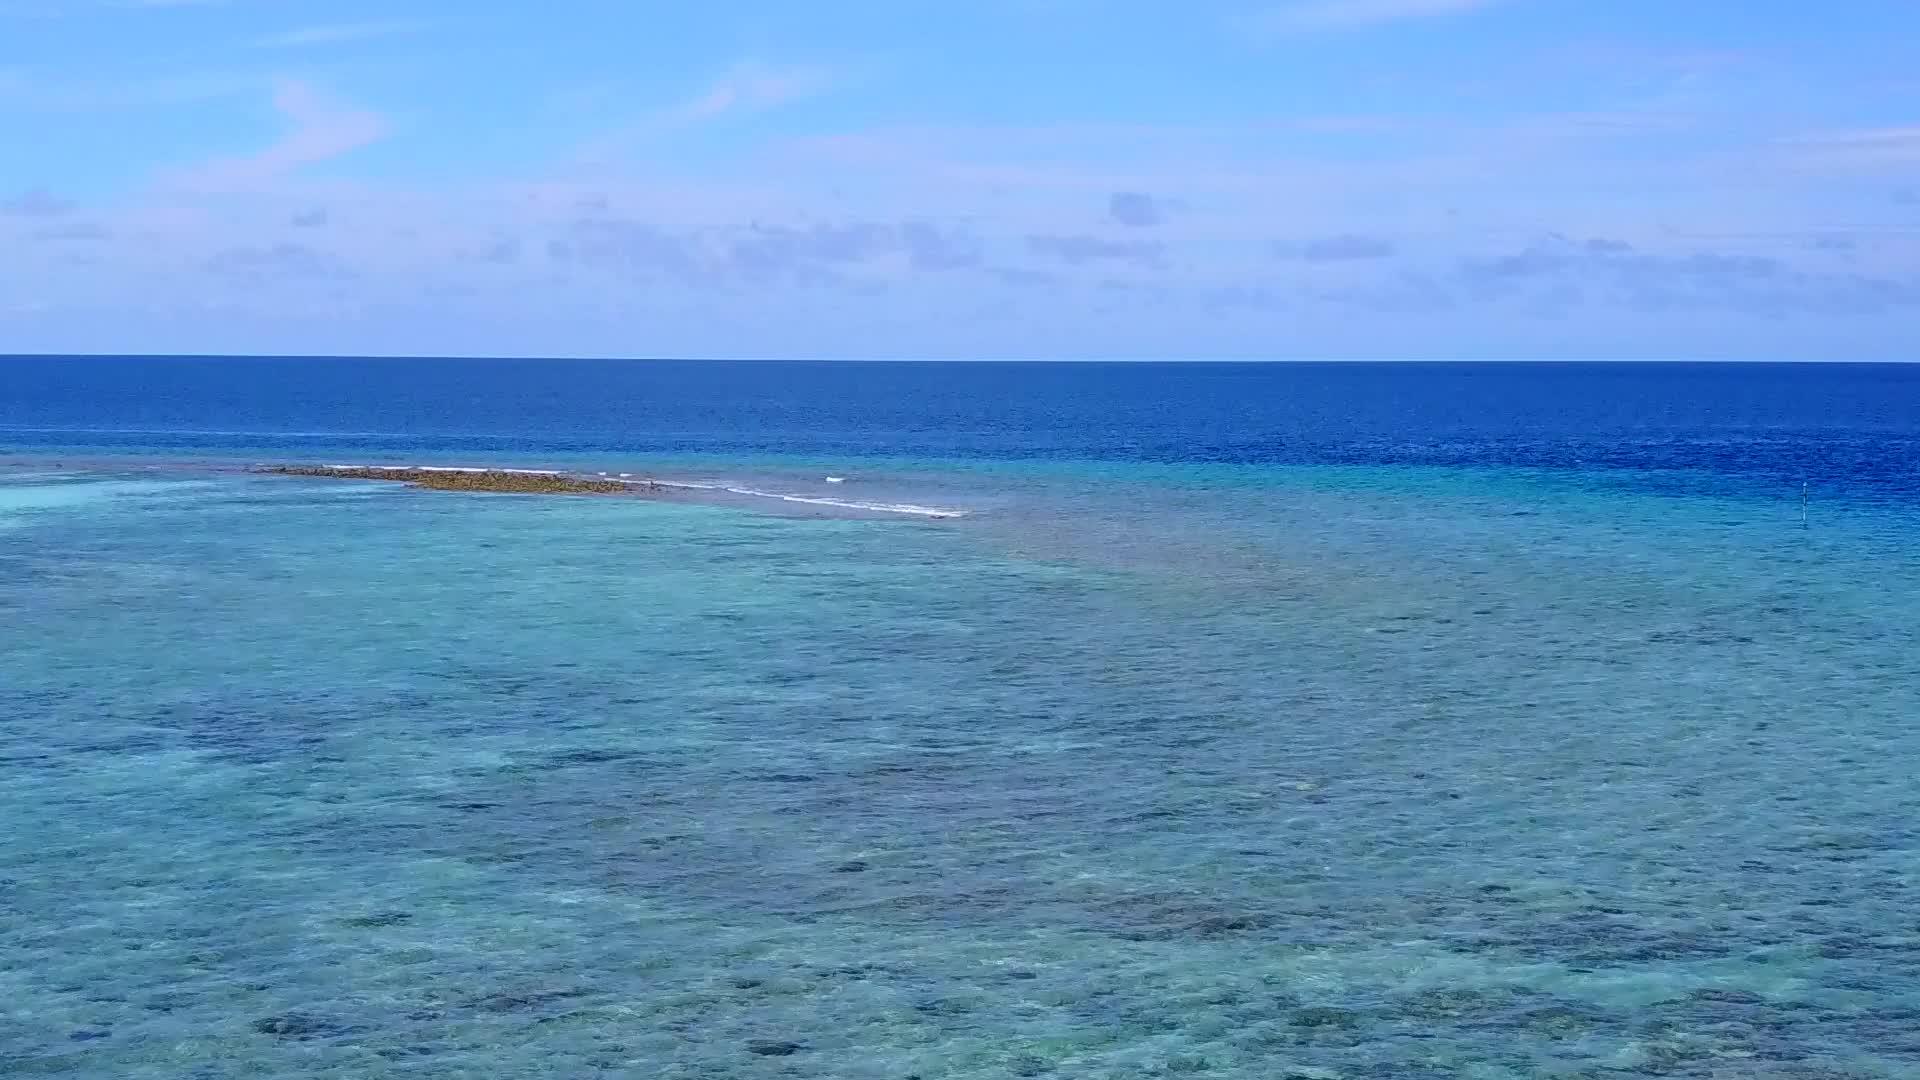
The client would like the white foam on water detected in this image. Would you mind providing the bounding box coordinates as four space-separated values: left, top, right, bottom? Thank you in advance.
305 464 965 518
318 464 565 476
650 479 967 519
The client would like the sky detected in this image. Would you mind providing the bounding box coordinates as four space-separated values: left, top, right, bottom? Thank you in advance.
1 0 1918 360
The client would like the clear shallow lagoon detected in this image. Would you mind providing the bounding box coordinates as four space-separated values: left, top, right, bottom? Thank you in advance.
3 359 1920 1078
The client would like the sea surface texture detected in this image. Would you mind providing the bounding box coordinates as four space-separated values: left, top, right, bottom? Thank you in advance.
3 358 1919 1079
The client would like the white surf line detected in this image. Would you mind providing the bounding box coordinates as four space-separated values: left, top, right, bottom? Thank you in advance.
319 464 562 476
649 479 967 519
310 465 963 518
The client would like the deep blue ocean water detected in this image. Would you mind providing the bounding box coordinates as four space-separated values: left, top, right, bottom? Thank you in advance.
3 357 1919 1078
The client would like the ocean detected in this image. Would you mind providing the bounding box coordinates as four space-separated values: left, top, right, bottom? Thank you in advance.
3 357 1918 1078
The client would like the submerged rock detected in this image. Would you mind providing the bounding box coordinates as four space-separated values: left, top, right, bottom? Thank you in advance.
746 1038 806 1056
549 748 641 765
466 988 593 1013
1008 1051 1051 1076
339 911 412 929
251 1013 349 1039
1290 1006 1361 1029
1397 988 1504 1019
1187 912 1271 938
1692 987 1767 1005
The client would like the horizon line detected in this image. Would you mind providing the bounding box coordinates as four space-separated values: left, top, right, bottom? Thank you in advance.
3 354 1915 365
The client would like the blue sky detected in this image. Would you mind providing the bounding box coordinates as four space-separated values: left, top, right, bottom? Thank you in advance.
2 0 1917 359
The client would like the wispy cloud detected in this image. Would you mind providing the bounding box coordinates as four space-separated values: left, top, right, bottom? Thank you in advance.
169 79 388 191
569 62 833 166
1248 0 1503 33
251 20 424 49
1787 125 1920 165
667 61 831 123
1027 233 1163 265
1 188 73 216
548 215 982 286
1795 126 1920 146
205 241 355 281
33 221 109 241
1450 233 1920 315
1282 234 1398 261
1108 191 1163 228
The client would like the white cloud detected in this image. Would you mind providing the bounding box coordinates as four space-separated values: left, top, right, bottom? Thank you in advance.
168 80 389 191
251 20 424 49
1781 125 1920 172
1792 126 1920 151
568 62 833 167
668 61 831 123
1 188 74 216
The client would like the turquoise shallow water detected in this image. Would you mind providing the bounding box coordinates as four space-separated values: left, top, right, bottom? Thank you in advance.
4 459 1919 1078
